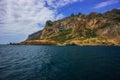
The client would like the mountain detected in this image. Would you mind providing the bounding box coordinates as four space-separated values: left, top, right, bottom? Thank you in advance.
20 9 120 46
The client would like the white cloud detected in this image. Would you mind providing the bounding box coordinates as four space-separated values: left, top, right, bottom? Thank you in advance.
46 0 84 9
0 0 83 43
94 0 119 9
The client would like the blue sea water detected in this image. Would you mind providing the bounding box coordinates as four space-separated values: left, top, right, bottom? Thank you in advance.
0 45 120 80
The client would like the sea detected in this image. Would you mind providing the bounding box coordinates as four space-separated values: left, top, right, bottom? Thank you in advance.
0 45 120 80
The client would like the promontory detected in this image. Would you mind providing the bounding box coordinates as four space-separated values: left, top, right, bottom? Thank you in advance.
19 9 120 46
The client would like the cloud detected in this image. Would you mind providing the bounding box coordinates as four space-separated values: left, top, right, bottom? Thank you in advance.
94 0 119 9
46 0 84 9
0 0 83 43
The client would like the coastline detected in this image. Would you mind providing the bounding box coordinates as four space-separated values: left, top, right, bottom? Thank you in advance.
9 40 120 46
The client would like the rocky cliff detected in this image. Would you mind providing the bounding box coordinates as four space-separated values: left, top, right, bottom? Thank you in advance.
20 9 120 46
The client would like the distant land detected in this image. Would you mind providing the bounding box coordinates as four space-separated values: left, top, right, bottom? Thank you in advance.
13 9 120 46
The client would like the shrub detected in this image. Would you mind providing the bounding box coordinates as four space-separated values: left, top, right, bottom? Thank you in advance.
71 13 75 17
85 28 97 38
78 30 83 36
51 29 72 42
46 20 53 26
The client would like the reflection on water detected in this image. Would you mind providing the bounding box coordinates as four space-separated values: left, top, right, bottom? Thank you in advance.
0 45 120 80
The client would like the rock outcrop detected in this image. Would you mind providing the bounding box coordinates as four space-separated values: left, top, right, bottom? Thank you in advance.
20 9 120 46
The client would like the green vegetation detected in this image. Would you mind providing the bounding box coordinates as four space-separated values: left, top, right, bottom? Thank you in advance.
91 39 96 43
85 28 97 38
51 29 73 42
78 12 82 16
71 13 75 17
46 20 53 26
59 29 72 36
97 13 103 17
78 30 83 36
97 37 107 41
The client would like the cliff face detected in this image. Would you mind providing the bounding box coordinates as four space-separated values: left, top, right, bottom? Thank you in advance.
21 9 120 46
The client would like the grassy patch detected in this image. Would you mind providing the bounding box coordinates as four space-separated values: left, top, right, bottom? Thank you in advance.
51 29 73 42
85 28 97 38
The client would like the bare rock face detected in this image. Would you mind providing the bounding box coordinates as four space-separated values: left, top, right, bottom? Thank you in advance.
22 9 120 46
27 30 42 40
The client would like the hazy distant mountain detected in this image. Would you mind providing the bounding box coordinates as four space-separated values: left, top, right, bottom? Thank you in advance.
20 9 120 46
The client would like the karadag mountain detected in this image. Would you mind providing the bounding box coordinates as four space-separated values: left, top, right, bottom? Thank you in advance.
20 9 120 46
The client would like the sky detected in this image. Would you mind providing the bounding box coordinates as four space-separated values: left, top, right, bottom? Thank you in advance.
0 0 120 44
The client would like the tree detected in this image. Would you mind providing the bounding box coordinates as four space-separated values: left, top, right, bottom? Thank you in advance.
46 20 53 26
78 12 82 16
97 13 103 17
71 13 75 17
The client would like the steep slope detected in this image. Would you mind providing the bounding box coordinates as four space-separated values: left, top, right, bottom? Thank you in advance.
20 9 120 46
